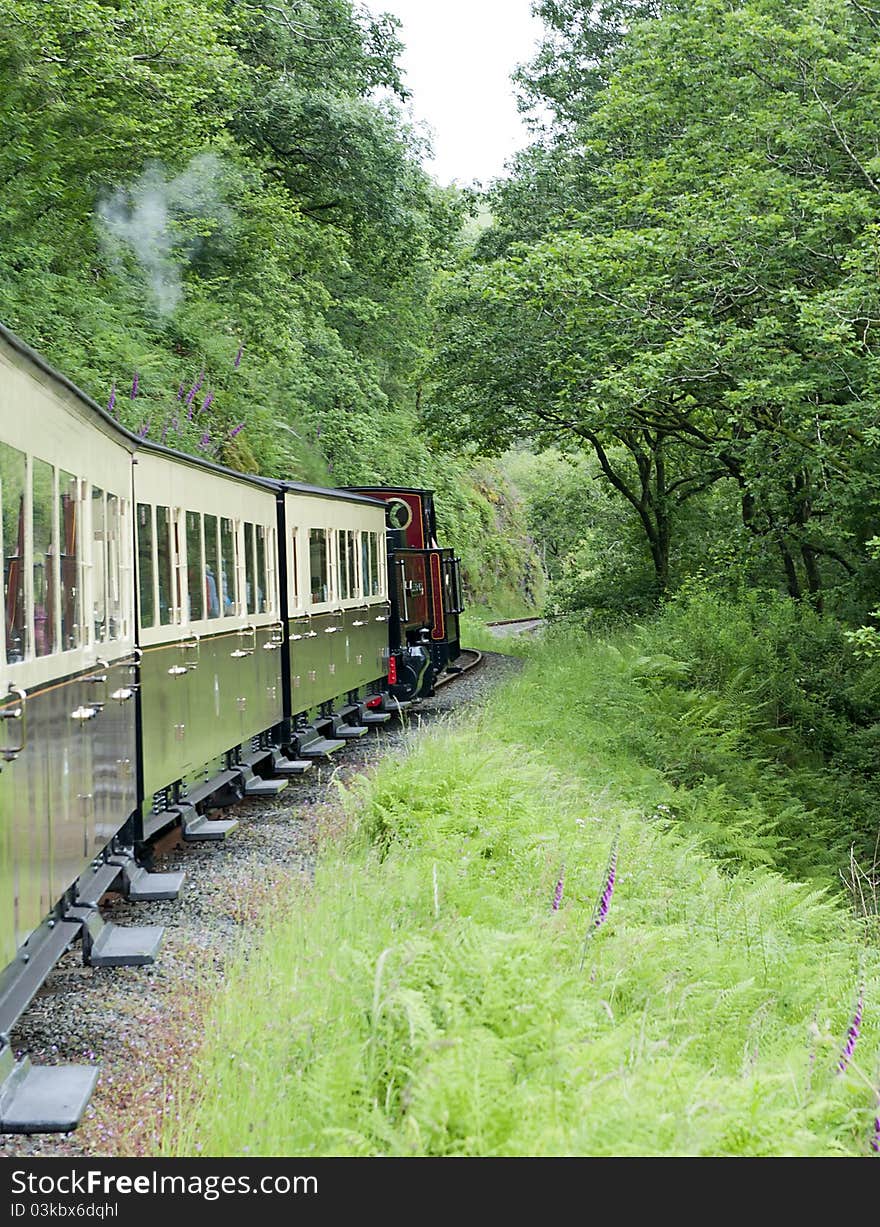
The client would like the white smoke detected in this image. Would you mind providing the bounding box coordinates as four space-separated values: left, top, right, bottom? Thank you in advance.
96 153 234 317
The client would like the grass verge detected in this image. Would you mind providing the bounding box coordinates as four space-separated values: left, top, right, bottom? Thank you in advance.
165 631 880 1156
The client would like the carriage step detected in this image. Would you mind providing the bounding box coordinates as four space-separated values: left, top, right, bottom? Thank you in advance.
245 776 288 796
87 923 164 968
181 814 239 842
0 1050 100 1134
335 704 361 720
75 861 123 907
334 724 368 739
300 738 346 758
271 755 313 776
362 711 391 725
235 764 288 796
125 868 185 902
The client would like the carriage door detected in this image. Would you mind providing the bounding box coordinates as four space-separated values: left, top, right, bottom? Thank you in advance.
156 504 192 781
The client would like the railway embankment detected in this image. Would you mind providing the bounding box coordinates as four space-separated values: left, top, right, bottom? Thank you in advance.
161 624 879 1158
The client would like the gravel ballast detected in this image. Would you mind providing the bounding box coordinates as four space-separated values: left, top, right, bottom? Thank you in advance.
0 650 521 1157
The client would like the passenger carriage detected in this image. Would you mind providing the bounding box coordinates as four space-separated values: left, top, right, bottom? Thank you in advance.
0 323 464 1133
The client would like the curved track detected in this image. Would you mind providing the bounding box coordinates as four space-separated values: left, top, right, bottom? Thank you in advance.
434 647 483 690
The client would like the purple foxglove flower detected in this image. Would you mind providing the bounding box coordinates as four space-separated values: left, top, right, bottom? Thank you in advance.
595 846 617 929
579 830 620 970
186 368 205 414
552 866 565 912
201 391 214 412
871 1113 880 1154
230 422 245 438
234 344 244 369
130 371 139 398
199 431 211 449
107 383 116 416
160 423 169 444
838 988 863 1073
177 382 185 400
137 419 151 439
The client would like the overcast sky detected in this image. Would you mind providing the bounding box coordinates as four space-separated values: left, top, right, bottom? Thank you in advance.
366 1 545 186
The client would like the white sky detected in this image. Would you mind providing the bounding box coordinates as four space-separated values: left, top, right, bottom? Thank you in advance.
366 1 545 186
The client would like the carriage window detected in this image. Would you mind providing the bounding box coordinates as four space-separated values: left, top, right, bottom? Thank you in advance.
309 528 328 603
60 470 81 649
244 522 257 615
256 525 268 614
269 527 278 613
368 532 380 597
220 517 236 616
360 532 370 601
137 503 155 627
186 511 204 622
33 458 55 656
1 442 27 662
338 530 351 600
92 487 107 641
204 514 220 618
346 530 357 598
156 505 173 626
106 494 123 640
290 528 299 607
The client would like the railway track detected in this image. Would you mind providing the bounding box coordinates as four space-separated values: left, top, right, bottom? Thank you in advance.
434 647 483 689
486 616 545 636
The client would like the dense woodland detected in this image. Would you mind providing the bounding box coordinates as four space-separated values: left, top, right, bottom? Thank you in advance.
5 0 880 872
0 0 539 609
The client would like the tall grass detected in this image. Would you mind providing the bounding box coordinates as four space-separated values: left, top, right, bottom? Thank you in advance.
166 616 880 1157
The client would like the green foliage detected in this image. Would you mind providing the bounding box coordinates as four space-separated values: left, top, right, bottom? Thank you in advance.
430 0 880 609
167 632 880 1156
0 0 539 611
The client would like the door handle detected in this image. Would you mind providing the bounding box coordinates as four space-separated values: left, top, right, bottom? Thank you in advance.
1 686 26 760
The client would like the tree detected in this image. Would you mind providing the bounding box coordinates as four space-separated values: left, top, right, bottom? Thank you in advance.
430 0 880 607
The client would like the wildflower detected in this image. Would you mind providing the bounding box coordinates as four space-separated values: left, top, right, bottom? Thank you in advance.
552 865 565 912
137 419 151 439
230 422 245 438
177 382 185 400
198 431 211 450
595 843 617 929
186 368 205 415
107 383 116 416
201 391 214 413
579 830 620 971
234 343 244 369
871 1104 880 1154
130 371 139 398
838 987 864 1074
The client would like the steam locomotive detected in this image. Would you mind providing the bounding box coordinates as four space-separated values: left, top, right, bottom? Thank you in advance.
0 323 464 1133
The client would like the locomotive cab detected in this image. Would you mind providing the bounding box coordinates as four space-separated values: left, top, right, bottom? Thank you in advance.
344 487 464 699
